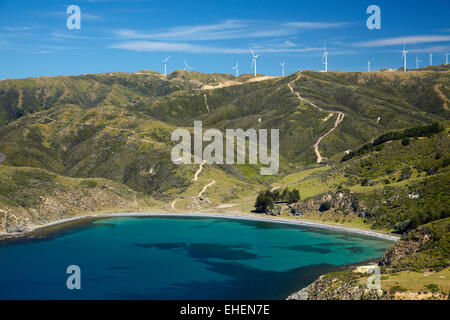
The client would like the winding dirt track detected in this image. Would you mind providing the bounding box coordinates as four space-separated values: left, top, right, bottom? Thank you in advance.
198 180 216 198
288 73 346 163
203 94 210 112
312 113 345 163
27 113 214 211
192 160 206 182
0 153 5 165
171 158 217 211
171 199 178 210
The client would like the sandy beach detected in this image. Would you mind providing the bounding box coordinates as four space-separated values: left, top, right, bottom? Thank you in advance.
0 211 401 241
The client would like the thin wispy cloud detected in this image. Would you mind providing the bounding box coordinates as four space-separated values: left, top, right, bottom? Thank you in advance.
110 41 323 54
4 25 40 32
283 22 351 29
355 35 450 47
114 19 350 41
49 32 113 41
46 10 104 22
83 13 104 21
408 45 450 53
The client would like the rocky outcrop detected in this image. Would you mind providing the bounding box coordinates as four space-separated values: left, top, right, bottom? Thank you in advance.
288 218 450 300
379 219 449 272
0 186 140 234
291 190 368 217
288 271 449 300
287 269 384 300
378 233 430 269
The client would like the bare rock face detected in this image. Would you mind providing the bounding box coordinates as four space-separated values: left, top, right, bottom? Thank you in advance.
286 287 309 300
287 271 384 300
0 187 139 234
378 226 432 269
292 190 368 217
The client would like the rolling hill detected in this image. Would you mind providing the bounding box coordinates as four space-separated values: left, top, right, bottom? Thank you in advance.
1 66 449 300
0 66 449 233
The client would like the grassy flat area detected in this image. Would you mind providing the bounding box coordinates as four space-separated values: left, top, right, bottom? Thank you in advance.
278 166 328 185
359 268 450 293
293 213 393 234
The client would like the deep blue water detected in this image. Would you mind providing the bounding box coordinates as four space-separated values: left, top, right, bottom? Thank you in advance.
0 217 393 299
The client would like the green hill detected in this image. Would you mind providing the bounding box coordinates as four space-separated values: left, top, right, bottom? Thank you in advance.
0 66 449 234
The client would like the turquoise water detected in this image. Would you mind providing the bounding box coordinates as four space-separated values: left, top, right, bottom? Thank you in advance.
0 217 393 299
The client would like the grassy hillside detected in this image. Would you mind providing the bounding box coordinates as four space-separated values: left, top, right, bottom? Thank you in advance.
0 67 449 234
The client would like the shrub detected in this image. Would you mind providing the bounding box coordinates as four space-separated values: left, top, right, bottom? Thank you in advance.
319 201 332 212
255 191 274 213
401 137 410 146
375 144 384 151
361 178 369 186
288 189 300 204
389 285 407 294
442 158 450 168
79 180 98 188
424 284 440 293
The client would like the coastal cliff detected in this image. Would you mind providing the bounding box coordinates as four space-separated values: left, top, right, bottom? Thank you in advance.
287 218 450 300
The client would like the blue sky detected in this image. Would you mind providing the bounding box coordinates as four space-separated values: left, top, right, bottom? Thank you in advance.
1 0 449 79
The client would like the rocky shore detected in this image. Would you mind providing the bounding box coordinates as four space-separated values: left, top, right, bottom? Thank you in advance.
287 218 450 300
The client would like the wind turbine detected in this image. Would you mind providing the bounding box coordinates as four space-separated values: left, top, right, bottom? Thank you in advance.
416 55 422 69
280 61 285 77
162 56 170 76
429 52 433 66
368 61 371 72
184 60 193 72
444 53 449 65
232 61 239 77
250 48 259 77
322 44 329 72
401 41 408 72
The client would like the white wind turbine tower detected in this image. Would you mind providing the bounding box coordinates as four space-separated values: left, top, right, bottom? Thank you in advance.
250 48 260 77
429 52 433 65
416 55 422 69
280 61 285 77
232 61 239 77
444 53 449 65
368 61 371 72
401 41 408 72
322 44 329 72
162 56 170 76
184 60 193 72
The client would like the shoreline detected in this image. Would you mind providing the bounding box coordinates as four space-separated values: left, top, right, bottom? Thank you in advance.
0 211 401 241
